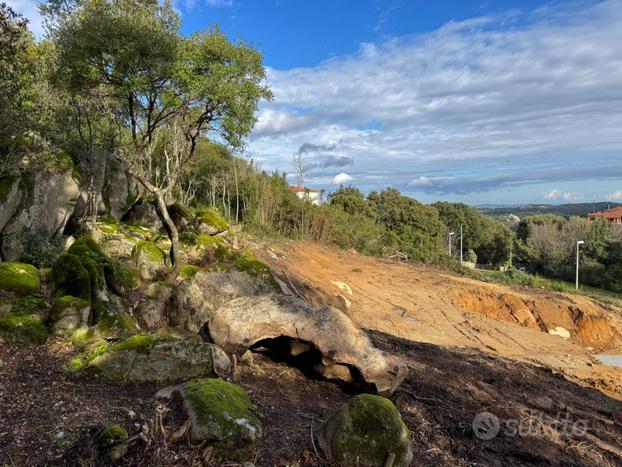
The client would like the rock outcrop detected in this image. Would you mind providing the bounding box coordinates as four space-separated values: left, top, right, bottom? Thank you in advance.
0 151 80 261
208 294 408 396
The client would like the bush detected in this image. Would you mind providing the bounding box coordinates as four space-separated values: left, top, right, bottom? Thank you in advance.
19 227 64 268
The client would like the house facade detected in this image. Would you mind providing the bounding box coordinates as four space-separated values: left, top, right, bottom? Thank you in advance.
587 206 622 224
288 186 325 206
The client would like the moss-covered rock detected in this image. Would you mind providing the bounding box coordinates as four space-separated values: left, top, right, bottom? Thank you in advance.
195 208 228 235
9 294 48 315
160 378 261 462
96 312 138 339
99 424 128 446
0 263 40 296
0 313 48 345
318 394 413 467
84 334 231 382
50 295 90 335
51 254 92 301
132 240 166 281
179 264 201 280
104 261 139 296
134 281 176 329
98 424 130 461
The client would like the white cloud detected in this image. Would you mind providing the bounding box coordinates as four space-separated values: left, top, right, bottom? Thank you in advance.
544 189 578 201
333 172 353 185
5 0 44 38
253 109 311 137
606 191 622 200
250 0 622 199
205 0 234 6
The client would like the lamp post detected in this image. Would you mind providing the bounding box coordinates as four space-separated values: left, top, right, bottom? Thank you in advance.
449 231 454 257
576 240 585 290
460 224 463 263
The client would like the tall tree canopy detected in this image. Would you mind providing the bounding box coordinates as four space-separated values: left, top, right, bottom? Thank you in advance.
46 0 271 275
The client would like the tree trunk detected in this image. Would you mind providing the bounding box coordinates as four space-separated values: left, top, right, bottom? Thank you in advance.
153 193 181 279
127 167 181 280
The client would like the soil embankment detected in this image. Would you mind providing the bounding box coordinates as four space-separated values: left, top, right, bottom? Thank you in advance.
255 239 622 399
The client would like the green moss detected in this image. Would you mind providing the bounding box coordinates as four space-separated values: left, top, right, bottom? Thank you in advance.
322 394 411 466
0 174 17 203
197 234 224 248
82 340 110 363
67 357 84 373
132 240 165 263
51 254 91 301
232 251 278 288
196 208 228 231
97 313 138 338
10 295 48 315
181 378 261 461
98 424 128 447
214 243 235 261
0 263 40 296
180 264 201 279
180 231 198 245
109 333 157 354
204 262 232 273
0 313 48 345
97 222 121 235
68 236 106 259
104 261 139 294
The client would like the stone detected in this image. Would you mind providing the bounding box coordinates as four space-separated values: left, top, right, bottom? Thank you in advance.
0 313 48 345
101 156 137 219
195 208 228 235
132 240 166 281
0 262 40 297
122 199 162 231
0 151 80 261
318 394 413 467
86 334 231 382
98 424 130 462
50 295 90 335
208 295 408 396
134 281 177 329
0 174 21 233
157 378 261 461
175 269 273 333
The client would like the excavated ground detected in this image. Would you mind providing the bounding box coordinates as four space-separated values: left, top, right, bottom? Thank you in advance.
255 239 622 400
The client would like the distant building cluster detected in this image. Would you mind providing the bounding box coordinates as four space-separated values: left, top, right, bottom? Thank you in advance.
587 206 622 224
288 186 325 206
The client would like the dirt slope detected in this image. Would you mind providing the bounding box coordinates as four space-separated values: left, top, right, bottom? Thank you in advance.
255 239 622 398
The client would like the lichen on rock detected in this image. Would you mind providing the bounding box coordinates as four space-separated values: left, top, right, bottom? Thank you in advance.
195 208 228 235
49 295 90 335
84 334 231 382
318 394 413 467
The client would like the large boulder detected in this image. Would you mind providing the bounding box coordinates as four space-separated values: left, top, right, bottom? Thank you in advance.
0 262 40 297
50 237 139 337
0 151 80 261
175 269 273 332
0 174 21 234
318 394 413 467
132 240 166 281
122 199 162 231
85 334 231 382
157 378 261 462
208 295 408 396
49 295 90 335
0 313 48 346
134 281 177 329
101 156 137 219
195 208 228 235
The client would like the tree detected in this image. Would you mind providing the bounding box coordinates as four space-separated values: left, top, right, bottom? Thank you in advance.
48 0 271 276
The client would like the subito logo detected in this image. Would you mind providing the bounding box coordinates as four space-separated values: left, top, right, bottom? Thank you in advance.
472 411 500 440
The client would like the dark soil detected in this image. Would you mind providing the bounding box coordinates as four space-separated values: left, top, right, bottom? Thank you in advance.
1 332 622 466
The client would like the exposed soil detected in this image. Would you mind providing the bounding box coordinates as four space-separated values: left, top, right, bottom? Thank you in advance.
255 239 622 399
2 331 622 466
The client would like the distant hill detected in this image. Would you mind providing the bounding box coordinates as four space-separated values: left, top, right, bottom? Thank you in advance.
479 202 621 219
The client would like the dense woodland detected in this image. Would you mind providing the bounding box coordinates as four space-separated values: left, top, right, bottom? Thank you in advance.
1 0 621 293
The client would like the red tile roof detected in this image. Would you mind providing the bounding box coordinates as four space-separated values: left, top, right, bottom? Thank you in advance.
588 206 622 220
288 186 323 193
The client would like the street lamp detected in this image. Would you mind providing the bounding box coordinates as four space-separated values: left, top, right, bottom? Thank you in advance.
449 231 455 257
576 240 585 289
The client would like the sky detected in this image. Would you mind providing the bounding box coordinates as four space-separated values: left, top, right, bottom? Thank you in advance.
9 0 622 205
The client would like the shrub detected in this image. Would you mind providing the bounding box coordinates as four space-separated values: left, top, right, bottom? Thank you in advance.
20 227 64 268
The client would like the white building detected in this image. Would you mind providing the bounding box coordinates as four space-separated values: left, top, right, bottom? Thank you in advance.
288 186 325 205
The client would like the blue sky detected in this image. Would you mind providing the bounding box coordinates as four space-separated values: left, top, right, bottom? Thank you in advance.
10 0 622 205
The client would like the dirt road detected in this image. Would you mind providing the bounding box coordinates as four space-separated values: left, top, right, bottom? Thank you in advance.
256 239 622 398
